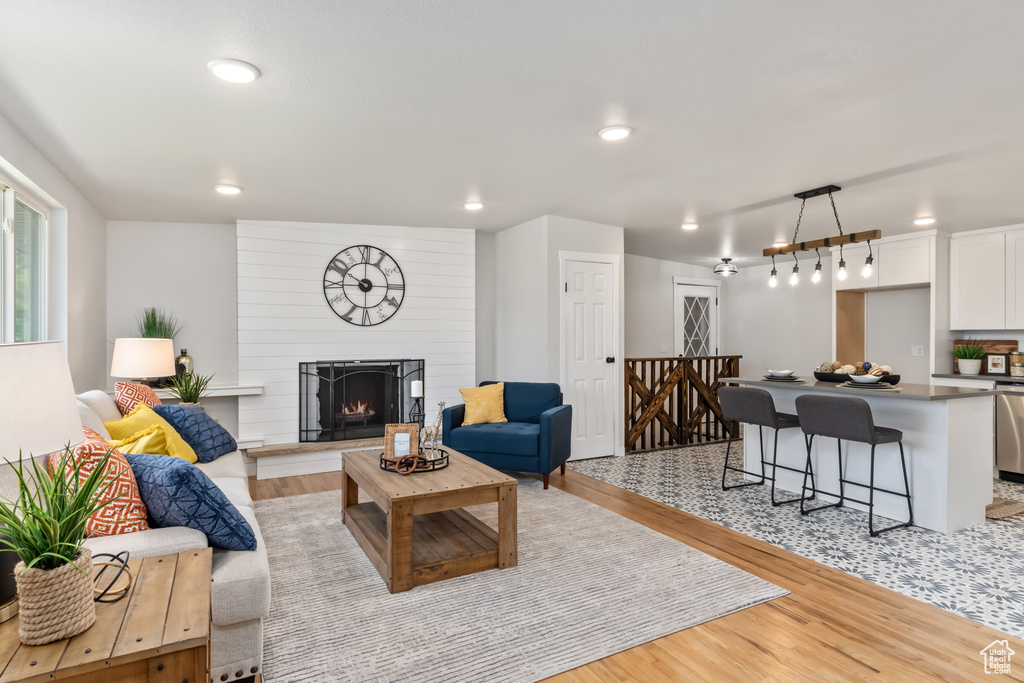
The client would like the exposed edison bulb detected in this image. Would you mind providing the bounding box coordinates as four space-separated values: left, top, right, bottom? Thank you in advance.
811 266 822 284
862 262 873 278
789 269 799 286
837 260 848 281
769 269 778 288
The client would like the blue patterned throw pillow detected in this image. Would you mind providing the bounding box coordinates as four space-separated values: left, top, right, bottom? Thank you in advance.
154 404 237 463
125 453 257 551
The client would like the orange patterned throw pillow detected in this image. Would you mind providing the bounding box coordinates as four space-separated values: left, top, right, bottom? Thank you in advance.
114 381 162 416
48 427 150 537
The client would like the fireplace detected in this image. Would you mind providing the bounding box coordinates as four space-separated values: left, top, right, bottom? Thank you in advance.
298 359 424 442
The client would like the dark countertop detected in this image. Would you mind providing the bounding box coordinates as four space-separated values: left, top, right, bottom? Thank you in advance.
729 378 997 401
932 373 1024 385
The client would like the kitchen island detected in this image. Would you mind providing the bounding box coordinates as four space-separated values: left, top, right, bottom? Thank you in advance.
728 378 996 533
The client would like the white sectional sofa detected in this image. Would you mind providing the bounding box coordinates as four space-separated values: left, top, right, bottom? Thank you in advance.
74 390 270 683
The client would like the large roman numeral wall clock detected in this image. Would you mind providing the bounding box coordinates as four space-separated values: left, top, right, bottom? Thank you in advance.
323 245 406 326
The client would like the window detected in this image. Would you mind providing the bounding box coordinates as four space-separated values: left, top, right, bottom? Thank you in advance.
1 181 47 342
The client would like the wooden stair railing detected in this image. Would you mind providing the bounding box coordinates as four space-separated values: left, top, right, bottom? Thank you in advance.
625 356 741 453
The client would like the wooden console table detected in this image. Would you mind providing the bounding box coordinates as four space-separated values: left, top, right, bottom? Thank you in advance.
0 548 211 683
342 449 517 593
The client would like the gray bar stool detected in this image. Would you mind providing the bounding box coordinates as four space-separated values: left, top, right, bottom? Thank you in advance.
794 394 913 537
719 386 813 506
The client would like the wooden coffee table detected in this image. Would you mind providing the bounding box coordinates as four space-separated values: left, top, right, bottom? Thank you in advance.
0 548 211 683
342 449 517 593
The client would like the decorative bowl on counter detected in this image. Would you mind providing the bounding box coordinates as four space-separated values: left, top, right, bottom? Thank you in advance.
768 369 793 378
849 374 882 384
814 371 901 386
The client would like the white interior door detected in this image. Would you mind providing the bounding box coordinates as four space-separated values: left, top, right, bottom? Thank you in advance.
563 260 616 459
674 284 719 356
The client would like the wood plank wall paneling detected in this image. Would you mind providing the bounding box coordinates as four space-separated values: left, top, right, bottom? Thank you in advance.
237 221 477 445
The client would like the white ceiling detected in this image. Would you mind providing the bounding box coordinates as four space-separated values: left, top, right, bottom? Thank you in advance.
2 1 1024 267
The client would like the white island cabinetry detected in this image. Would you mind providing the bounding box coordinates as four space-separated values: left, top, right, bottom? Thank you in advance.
730 379 995 534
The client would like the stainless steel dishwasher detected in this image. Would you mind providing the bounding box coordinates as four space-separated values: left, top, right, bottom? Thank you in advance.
996 385 1024 481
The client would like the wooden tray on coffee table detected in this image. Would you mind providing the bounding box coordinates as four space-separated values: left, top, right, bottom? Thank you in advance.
342 448 517 594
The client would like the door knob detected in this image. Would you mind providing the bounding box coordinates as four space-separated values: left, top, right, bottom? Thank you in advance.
606 357 615 363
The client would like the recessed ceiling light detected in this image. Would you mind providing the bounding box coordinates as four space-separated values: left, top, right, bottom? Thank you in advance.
214 184 243 195
598 126 632 141
207 59 261 84
464 201 484 211
681 223 698 231
773 241 787 248
914 217 936 226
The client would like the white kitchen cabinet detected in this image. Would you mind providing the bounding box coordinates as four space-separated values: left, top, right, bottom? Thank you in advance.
878 238 931 287
1004 228 1024 329
950 231 1005 329
833 244 878 290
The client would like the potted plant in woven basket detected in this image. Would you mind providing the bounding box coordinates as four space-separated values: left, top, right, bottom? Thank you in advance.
0 449 115 645
166 371 214 406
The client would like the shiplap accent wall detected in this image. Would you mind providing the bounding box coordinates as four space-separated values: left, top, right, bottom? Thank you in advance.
237 220 475 448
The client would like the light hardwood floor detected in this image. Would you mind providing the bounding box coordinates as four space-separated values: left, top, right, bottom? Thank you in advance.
248 467 1024 681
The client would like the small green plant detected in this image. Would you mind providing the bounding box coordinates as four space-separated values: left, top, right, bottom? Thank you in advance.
135 307 181 339
953 338 988 360
0 449 116 572
167 371 214 404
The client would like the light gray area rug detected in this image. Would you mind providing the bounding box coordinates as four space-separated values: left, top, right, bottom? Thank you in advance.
254 477 787 683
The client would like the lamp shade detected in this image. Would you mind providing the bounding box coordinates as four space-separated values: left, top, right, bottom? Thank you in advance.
0 342 83 462
110 338 175 379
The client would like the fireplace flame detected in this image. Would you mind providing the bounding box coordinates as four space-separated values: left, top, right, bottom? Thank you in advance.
343 400 375 417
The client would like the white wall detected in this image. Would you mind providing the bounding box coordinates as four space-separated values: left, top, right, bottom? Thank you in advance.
624 254 716 357
720 260 833 377
494 217 549 380
865 287 931 384
236 220 475 446
475 232 496 383
0 109 107 391
107 222 238 385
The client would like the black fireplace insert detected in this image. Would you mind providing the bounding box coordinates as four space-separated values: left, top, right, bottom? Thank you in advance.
298 359 424 442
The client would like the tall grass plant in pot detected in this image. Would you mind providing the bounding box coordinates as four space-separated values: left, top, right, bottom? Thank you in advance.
954 338 987 376
0 449 115 644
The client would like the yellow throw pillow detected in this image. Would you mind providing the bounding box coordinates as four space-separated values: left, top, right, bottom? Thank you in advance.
459 383 508 426
104 402 198 463
109 424 169 456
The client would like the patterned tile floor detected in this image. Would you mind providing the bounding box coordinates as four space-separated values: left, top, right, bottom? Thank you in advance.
569 443 1024 637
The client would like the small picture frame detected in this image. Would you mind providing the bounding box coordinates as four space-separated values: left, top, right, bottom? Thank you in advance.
384 423 420 460
986 353 1010 376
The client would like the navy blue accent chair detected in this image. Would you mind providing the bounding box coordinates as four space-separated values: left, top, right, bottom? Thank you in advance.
442 381 573 489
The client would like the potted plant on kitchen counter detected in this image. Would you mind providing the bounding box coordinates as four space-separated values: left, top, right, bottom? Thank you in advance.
954 338 988 375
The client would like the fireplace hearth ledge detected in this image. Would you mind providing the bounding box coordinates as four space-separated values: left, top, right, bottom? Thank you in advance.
248 437 386 480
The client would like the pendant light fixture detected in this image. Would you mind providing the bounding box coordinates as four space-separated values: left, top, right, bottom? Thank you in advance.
768 255 778 288
862 240 874 278
714 258 738 277
789 253 799 286
762 185 880 289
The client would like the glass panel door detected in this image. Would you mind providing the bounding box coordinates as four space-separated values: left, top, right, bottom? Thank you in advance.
674 284 719 357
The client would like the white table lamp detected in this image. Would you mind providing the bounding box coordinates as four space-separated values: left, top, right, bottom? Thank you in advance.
110 338 175 380
0 341 83 464
0 341 84 623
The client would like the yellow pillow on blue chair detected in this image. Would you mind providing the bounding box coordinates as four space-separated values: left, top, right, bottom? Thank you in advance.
459 382 508 425
104 402 198 463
